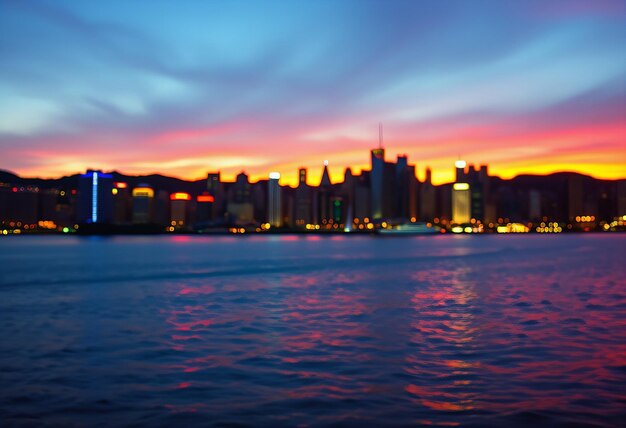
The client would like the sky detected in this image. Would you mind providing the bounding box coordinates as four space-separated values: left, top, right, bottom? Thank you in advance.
0 0 625 186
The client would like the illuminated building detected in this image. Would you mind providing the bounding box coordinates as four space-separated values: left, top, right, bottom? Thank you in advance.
268 172 282 227
170 192 192 229
78 170 113 224
452 165 471 224
132 184 154 224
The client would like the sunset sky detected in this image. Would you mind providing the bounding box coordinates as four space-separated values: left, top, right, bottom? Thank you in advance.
0 0 625 185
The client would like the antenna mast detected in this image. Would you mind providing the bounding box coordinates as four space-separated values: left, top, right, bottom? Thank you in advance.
379 122 383 149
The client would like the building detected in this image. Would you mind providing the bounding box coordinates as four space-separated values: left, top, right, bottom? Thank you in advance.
78 170 113 224
170 192 192 230
420 167 436 220
132 184 154 224
452 161 471 224
112 182 131 224
268 172 282 227
227 172 254 225
195 192 215 224
294 168 312 227
207 172 225 221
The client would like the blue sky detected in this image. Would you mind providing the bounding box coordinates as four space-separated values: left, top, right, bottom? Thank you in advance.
1 0 624 184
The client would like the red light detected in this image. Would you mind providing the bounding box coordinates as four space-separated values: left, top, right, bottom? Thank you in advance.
71 189 77 195
12 187 17 192
170 192 191 201
197 195 214 203
115 182 127 189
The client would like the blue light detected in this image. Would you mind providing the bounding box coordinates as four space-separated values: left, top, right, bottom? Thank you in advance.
92 171 98 223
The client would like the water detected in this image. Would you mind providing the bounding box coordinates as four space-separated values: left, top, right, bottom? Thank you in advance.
0 234 624 427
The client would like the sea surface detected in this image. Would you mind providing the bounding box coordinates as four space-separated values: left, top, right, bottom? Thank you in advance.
0 234 625 427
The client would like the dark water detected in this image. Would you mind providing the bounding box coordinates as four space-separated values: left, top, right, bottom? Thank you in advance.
0 235 625 427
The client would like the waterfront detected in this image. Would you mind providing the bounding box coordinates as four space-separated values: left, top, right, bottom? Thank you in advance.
1 235 625 427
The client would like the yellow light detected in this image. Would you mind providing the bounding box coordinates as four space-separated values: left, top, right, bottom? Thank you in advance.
315 225 320 230
381 221 387 228
464 227 472 233
60 191 66 196
112 188 118 195
452 226 463 233
496 226 509 234
453 183 469 190
367 223 374 230
133 187 154 198
62 227 69 233
170 192 191 201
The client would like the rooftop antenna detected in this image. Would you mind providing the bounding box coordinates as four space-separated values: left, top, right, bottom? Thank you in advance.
379 122 383 149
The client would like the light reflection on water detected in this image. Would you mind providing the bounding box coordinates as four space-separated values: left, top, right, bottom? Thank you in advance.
0 234 624 427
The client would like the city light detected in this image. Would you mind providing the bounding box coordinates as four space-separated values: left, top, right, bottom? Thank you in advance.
170 192 191 201
197 194 214 203
455 160 467 169
132 187 154 198
269 172 281 180
91 171 98 223
453 183 470 190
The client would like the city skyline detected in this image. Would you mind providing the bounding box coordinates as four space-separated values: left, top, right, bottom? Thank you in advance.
1 0 625 186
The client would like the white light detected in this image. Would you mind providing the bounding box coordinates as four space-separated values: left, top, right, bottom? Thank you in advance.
324 160 329 166
455 160 466 169
453 182 469 190
91 172 98 223
269 172 281 180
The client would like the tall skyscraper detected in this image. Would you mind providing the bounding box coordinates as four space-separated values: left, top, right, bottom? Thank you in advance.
294 168 312 227
452 161 471 224
370 147 385 220
78 170 113 224
268 172 282 227
207 172 224 221
420 167 436 220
